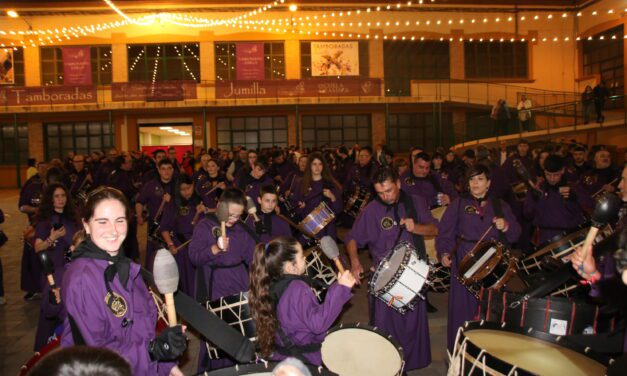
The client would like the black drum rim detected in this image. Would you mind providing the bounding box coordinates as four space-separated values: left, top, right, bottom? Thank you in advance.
324 322 405 362
201 360 338 375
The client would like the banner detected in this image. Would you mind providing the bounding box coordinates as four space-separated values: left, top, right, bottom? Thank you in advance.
215 78 382 99
311 41 359 77
0 49 14 85
62 47 92 86
236 43 265 80
0 86 97 105
111 81 197 102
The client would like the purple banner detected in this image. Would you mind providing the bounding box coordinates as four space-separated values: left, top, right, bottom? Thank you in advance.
216 78 382 99
111 81 197 102
62 47 92 86
0 86 97 105
236 43 265 81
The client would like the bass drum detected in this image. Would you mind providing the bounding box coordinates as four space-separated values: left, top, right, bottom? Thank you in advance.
321 323 404 376
200 361 337 375
19 338 60 376
449 321 614 376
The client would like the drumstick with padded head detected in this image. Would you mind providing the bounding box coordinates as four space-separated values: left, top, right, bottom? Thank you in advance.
216 201 230 242
153 248 180 327
580 193 621 268
246 196 260 222
319 235 345 273
38 251 60 304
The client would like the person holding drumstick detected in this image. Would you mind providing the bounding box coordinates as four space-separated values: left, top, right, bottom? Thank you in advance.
249 236 355 365
345 167 437 371
291 152 343 241
436 165 521 351
247 185 292 243
60 187 186 376
189 187 258 372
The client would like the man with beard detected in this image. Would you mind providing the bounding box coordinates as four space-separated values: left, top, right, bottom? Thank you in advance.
345 167 437 371
579 146 620 203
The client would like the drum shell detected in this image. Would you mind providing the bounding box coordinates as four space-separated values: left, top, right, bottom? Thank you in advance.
476 289 619 336
299 201 335 236
457 242 518 297
205 292 256 360
343 187 370 218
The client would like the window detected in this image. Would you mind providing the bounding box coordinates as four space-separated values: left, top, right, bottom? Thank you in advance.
301 114 370 149
41 46 112 85
387 112 453 152
215 42 285 81
300 41 369 78
384 41 450 96
0 123 28 164
44 121 114 160
464 41 528 79
217 116 287 150
1 47 25 86
583 25 624 100
128 43 200 82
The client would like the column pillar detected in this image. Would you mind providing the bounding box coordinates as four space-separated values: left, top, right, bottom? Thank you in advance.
24 45 41 86
450 30 465 80
111 33 128 82
285 38 300 79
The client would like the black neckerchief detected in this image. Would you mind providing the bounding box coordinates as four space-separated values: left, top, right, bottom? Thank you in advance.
261 211 274 234
72 239 131 292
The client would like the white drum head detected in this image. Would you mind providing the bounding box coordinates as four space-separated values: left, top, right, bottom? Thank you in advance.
465 329 607 376
373 246 406 290
322 327 403 376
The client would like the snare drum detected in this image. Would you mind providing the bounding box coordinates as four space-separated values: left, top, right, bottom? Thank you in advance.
200 361 337 375
344 186 371 218
519 225 613 275
449 321 613 376
299 201 336 236
205 292 256 360
369 242 430 314
305 246 337 297
321 323 405 376
457 241 518 298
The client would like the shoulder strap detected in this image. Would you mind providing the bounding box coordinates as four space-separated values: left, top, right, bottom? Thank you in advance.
68 314 86 345
490 198 508 244
399 192 427 260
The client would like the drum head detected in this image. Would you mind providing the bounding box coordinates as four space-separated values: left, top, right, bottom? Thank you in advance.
202 361 336 376
454 322 611 376
322 326 403 376
372 244 408 291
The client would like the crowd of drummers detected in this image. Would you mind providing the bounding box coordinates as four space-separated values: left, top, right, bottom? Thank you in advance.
11 138 627 375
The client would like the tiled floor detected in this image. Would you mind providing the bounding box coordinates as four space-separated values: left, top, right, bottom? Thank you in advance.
0 189 448 375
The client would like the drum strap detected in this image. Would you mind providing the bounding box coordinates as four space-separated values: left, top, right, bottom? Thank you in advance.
397 191 427 260
490 198 508 245
68 314 86 345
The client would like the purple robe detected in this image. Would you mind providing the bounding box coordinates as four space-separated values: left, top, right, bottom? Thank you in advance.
435 196 521 350
344 192 435 370
246 211 292 244
235 174 275 210
400 171 458 208
291 179 343 240
68 169 90 197
194 173 227 209
160 199 199 296
274 281 352 365
60 258 175 376
136 179 175 271
578 167 621 199
33 214 79 351
344 161 379 196
280 170 303 194
19 176 44 294
522 182 589 244
189 216 256 371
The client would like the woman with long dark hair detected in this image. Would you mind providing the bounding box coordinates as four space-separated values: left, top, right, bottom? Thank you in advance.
32 182 80 351
290 152 343 240
160 174 205 295
61 187 186 376
249 236 354 364
195 158 227 211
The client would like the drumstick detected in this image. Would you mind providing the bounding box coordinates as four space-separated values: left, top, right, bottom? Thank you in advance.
466 225 494 256
216 202 229 244
319 236 346 273
276 212 318 239
580 193 621 269
591 177 619 199
175 239 192 251
154 249 180 327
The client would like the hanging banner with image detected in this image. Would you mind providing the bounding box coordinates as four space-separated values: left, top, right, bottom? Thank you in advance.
311 41 359 77
62 47 92 85
236 42 265 80
0 49 15 85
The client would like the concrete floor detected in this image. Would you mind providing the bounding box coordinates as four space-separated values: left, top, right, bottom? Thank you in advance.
0 189 448 375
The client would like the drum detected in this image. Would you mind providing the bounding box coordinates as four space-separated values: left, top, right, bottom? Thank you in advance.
299 201 336 236
518 225 613 275
511 182 528 202
344 186 371 218
369 241 430 314
205 292 256 360
428 262 451 293
200 361 337 375
305 246 337 298
457 241 518 298
321 323 404 376
476 289 619 337
424 205 447 261
448 321 613 376
19 337 60 376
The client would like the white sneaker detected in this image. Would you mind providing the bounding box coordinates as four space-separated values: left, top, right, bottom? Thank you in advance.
0 296 6 305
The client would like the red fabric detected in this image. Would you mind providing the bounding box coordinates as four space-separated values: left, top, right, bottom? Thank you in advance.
141 145 192 163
